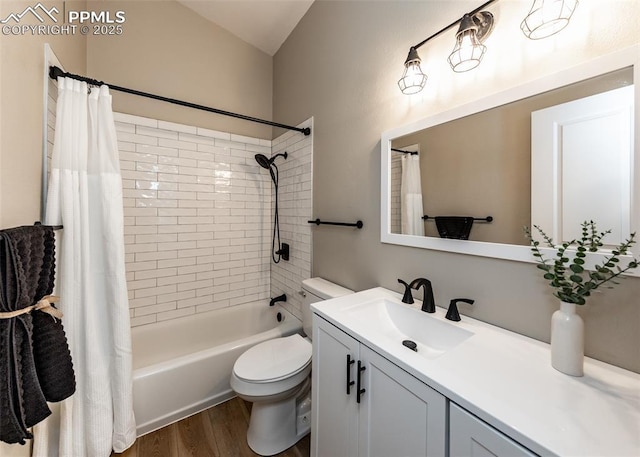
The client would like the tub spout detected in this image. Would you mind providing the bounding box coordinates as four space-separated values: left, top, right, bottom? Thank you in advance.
269 294 287 306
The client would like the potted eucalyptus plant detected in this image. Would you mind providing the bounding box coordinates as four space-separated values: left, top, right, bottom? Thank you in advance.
525 221 638 376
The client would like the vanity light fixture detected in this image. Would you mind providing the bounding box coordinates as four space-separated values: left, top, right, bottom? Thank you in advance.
398 0 498 94
447 12 494 73
398 47 428 95
521 0 578 40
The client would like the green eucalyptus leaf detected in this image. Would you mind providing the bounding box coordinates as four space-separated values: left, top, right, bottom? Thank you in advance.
530 221 636 305
570 264 584 273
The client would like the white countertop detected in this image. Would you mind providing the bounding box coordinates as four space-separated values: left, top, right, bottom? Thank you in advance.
311 287 640 457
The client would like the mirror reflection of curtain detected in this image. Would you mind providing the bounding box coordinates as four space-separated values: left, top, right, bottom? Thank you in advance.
401 155 424 236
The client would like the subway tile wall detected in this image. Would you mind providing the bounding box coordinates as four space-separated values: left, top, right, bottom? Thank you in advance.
113 113 312 326
269 119 313 320
390 152 401 234
46 78 57 180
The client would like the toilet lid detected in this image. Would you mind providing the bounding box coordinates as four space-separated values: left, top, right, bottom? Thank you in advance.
234 334 312 383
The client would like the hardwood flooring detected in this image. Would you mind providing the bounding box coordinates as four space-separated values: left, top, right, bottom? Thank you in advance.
112 397 310 457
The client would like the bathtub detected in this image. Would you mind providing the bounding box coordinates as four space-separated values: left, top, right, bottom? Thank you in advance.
131 302 301 436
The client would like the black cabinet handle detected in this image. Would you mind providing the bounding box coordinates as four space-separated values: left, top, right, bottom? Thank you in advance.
356 360 366 404
346 354 355 395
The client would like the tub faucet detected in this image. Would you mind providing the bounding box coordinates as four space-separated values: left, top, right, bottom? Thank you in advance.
397 279 414 304
269 294 287 306
410 278 435 313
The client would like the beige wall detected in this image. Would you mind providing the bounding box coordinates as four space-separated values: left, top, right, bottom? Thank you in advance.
274 0 640 372
86 1 273 139
0 0 86 229
0 3 81 454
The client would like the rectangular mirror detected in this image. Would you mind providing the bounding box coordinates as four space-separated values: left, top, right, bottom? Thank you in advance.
381 45 639 271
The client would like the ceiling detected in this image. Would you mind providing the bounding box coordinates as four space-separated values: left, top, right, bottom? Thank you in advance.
177 0 315 56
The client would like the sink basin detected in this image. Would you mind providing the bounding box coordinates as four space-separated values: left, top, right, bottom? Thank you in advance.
344 298 474 359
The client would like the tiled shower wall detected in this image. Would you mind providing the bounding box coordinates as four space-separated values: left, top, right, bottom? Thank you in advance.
113 113 312 326
269 120 313 320
46 79 312 327
45 78 57 184
390 153 401 234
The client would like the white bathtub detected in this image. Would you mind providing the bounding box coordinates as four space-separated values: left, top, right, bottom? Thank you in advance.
131 302 301 436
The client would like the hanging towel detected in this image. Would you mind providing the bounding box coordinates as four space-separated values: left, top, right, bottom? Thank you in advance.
434 216 475 240
0 225 75 445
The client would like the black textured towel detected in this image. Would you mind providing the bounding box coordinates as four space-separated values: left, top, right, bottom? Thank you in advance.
434 216 474 240
0 225 75 445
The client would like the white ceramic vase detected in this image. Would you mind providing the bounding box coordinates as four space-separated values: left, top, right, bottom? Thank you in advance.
551 301 584 376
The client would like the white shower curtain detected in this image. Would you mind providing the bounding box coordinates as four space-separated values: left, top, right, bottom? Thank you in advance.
401 154 425 236
33 77 136 456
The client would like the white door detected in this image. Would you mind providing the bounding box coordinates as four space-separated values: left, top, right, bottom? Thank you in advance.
358 345 446 457
449 403 537 457
531 85 634 245
312 316 360 457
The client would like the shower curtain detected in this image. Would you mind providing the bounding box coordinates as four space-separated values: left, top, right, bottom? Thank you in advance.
401 154 425 236
33 77 136 456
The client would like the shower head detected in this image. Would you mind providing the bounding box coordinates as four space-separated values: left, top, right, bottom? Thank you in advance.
255 154 272 170
254 152 288 169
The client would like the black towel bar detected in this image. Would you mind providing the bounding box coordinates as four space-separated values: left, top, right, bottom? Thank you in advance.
308 219 363 229
422 215 493 222
34 221 63 230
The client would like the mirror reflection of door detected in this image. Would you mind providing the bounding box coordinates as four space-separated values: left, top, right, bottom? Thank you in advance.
531 85 634 246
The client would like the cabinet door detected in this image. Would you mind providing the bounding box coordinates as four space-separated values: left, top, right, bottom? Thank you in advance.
358 345 447 457
449 403 537 457
312 316 360 457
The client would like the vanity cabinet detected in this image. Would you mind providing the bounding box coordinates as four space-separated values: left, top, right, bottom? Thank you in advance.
449 403 537 457
312 316 447 457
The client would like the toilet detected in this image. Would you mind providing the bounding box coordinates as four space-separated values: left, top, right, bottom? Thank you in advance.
230 278 353 456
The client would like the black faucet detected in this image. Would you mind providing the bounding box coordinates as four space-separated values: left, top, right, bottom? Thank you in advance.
397 279 414 304
410 278 436 313
269 294 287 306
445 298 474 321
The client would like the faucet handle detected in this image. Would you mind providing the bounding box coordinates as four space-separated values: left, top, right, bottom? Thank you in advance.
397 279 414 304
446 298 474 321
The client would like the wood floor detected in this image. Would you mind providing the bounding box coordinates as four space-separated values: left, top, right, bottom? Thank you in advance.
112 397 310 457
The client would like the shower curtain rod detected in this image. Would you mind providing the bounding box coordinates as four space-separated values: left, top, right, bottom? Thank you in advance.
391 148 418 155
48 66 311 136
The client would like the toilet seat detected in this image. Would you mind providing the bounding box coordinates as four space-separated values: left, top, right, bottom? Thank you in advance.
234 334 312 383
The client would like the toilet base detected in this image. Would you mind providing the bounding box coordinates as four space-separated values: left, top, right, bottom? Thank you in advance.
245 381 311 456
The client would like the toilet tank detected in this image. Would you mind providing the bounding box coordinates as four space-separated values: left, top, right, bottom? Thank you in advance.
301 277 353 339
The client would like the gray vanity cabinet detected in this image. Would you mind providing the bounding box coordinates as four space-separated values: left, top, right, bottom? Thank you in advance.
312 315 447 457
